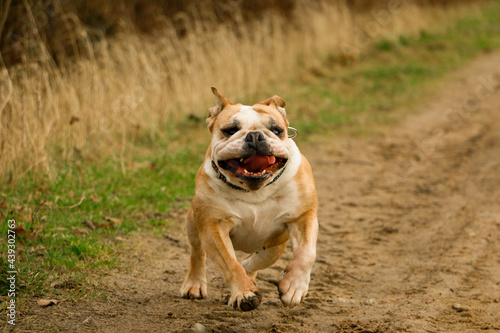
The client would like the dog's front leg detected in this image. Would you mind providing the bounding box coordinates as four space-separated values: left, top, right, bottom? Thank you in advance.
279 210 318 307
200 219 262 312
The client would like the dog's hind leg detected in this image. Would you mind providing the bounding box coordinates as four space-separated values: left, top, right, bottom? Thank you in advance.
279 210 318 308
242 242 287 280
180 210 207 299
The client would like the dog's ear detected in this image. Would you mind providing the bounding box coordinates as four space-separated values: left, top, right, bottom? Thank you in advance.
260 95 286 108
207 87 233 131
259 95 287 118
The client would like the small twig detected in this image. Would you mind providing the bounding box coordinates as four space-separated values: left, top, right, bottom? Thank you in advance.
346 273 370 282
163 234 180 243
31 200 46 226
68 195 85 209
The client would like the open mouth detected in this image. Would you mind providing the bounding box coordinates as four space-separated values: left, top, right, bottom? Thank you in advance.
218 155 287 179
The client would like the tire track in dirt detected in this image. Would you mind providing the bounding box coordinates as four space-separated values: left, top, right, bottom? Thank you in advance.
13 52 500 333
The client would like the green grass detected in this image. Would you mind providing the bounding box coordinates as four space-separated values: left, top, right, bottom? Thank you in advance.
1 0 500 302
0 144 202 298
282 1 500 137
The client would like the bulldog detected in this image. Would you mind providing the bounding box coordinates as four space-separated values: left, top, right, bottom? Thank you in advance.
180 87 318 311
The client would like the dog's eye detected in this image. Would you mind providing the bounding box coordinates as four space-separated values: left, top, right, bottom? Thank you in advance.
222 126 239 137
270 126 284 137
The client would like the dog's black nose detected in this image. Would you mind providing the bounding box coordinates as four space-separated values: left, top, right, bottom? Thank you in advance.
244 131 265 144
243 131 271 156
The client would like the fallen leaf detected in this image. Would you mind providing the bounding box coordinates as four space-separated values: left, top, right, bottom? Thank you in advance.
103 216 122 225
14 223 27 237
37 299 59 307
96 222 114 229
14 223 34 241
72 226 90 235
81 220 96 230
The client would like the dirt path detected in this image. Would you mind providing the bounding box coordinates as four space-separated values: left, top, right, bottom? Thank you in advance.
14 52 500 332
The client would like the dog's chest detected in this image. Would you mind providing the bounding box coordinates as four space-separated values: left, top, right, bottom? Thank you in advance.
227 192 298 253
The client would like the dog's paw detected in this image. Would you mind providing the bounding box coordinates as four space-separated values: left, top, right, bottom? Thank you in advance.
278 272 310 308
180 279 207 300
228 290 262 311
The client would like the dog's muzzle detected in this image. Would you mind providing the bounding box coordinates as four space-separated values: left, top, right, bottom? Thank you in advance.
242 131 273 157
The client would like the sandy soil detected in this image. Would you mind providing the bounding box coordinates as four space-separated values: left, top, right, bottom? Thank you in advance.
11 52 500 332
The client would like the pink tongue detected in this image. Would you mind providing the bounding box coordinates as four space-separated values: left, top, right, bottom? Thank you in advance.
242 155 276 172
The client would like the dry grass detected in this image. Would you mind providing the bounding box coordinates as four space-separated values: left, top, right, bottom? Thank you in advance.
0 1 480 183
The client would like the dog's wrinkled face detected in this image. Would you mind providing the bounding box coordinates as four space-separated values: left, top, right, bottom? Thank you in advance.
207 88 292 191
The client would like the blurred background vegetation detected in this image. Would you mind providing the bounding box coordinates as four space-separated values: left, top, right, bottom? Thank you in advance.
0 0 489 67
0 0 493 184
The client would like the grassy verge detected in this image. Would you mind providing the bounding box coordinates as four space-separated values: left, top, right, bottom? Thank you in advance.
283 2 500 139
1 1 500 304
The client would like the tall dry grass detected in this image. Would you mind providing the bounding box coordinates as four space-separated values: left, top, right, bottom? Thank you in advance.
0 1 478 183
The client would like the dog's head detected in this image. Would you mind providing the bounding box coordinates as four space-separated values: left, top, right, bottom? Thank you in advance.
207 87 293 191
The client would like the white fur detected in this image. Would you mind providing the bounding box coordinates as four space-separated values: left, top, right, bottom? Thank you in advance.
204 156 301 253
236 105 261 127
203 105 304 253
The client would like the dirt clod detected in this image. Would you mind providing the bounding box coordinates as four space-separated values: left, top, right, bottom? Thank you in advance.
452 303 465 312
193 323 207 333
37 299 58 307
